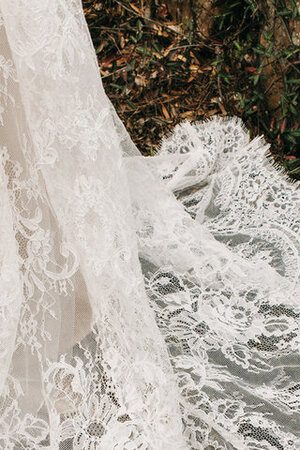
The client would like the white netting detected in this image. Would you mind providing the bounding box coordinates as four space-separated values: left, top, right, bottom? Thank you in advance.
0 1 299 449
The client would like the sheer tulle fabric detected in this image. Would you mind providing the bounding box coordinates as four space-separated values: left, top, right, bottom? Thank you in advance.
0 1 299 449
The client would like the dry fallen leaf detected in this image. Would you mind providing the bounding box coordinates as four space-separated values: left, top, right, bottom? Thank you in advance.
181 111 194 119
188 73 198 83
162 104 171 120
129 3 143 15
135 75 147 86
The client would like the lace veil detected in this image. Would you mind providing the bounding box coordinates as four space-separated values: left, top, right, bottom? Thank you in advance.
0 1 299 449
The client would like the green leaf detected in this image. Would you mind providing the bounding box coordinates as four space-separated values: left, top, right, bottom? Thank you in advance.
110 83 121 90
126 99 136 109
233 40 242 51
289 104 298 115
152 42 162 54
137 19 142 31
278 9 292 16
253 74 260 85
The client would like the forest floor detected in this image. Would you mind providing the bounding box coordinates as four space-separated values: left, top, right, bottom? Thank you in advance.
83 0 300 180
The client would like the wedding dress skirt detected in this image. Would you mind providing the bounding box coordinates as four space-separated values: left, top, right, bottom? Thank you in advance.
0 1 299 449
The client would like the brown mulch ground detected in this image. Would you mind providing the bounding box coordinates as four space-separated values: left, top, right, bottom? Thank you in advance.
83 0 300 180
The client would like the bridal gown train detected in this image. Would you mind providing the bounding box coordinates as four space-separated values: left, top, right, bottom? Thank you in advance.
0 1 299 449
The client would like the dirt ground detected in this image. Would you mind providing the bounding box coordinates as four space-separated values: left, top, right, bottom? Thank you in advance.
83 0 300 180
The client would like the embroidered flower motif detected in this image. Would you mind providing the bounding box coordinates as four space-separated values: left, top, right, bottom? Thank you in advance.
27 228 52 273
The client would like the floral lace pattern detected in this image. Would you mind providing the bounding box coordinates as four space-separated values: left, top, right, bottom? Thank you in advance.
0 1 299 449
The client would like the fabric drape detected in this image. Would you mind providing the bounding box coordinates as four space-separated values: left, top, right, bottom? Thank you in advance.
0 1 299 449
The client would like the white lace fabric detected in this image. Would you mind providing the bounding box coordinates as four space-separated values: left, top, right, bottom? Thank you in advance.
0 1 299 449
